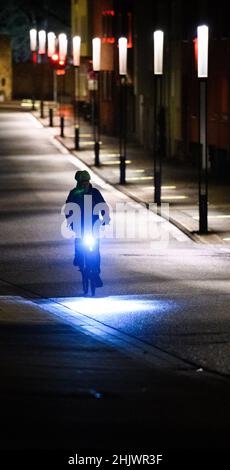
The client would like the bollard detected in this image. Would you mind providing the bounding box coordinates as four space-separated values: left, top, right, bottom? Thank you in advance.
94 141 100 166
60 116 64 137
75 126 80 150
199 194 208 233
154 171 161 205
49 108 53 127
119 155 126 184
40 100 44 118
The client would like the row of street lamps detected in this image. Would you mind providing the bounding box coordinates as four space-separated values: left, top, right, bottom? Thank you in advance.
29 28 128 172
153 25 209 233
29 25 209 234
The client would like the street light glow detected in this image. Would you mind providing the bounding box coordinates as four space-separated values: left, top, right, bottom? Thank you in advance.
118 37 127 75
161 195 188 200
102 160 132 165
197 25 209 78
73 35 81 66
47 32 56 57
38 30 46 54
92 37 101 71
153 30 164 75
29 28 37 52
58 33 68 62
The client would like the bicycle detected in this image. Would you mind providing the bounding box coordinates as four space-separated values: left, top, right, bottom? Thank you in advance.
80 235 100 296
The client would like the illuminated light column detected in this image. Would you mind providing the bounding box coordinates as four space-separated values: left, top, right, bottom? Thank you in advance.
154 30 164 75
30 28 37 52
38 30 46 54
92 37 101 166
73 35 81 150
58 33 68 62
197 25 209 233
92 37 101 72
118 37 128 184
47 32 56 57
73 35 81 67
29 28 37 110
153 30 164 205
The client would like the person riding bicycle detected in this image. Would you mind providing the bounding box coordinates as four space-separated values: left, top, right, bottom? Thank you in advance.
65 170 110 287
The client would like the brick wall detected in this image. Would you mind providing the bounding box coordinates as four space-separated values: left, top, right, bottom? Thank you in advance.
13 63 74 103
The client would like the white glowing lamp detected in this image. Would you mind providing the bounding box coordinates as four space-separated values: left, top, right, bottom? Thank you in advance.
59 33 68 62
118 37 127 75
153 30 164 75
30 28 37 52
38 30 46 55
47 32 56 57
92 37 101 71
73 36 81 66
197 25 209 78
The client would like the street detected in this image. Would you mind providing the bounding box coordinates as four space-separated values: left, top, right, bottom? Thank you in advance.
0 111 230 455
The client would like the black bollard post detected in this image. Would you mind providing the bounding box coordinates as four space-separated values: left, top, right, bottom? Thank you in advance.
154 170 161 205
120 156 126 184
199 194 208 233
75 125 80 150
60 116 64 137
40 100 44 118
94 141 100 167
49 108 53 127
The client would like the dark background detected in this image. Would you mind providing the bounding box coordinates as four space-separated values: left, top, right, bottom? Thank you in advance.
0 0 71 62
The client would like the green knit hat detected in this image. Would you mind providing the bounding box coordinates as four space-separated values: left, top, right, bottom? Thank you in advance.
75 170 91 182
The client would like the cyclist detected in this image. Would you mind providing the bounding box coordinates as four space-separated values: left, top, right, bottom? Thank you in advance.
65 170 110 287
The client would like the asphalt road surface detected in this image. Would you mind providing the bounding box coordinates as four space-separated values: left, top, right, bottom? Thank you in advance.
0 111 230 457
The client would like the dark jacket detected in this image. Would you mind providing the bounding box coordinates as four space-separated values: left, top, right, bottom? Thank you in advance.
65 183 106 232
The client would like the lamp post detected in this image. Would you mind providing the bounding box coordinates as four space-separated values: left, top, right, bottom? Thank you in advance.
153 30 164 205
73 35 81 150
118 37 128 185
47 32 56 125
92 37 101 167
58 33 68 137
38 29 46 118
50 52 59 104
29 28 37 111
197 25 209 233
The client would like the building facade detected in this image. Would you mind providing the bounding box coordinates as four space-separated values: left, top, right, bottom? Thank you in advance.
71 0 230 174
0 34 12 101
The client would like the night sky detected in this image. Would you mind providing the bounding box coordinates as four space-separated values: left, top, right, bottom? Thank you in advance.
0 0 71 62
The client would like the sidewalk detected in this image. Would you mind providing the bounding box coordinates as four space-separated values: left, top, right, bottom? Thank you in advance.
1 293 230 451
34 102 230 245
0 293 173 449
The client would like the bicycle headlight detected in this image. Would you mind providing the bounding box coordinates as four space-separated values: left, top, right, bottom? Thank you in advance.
83 235 95 251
